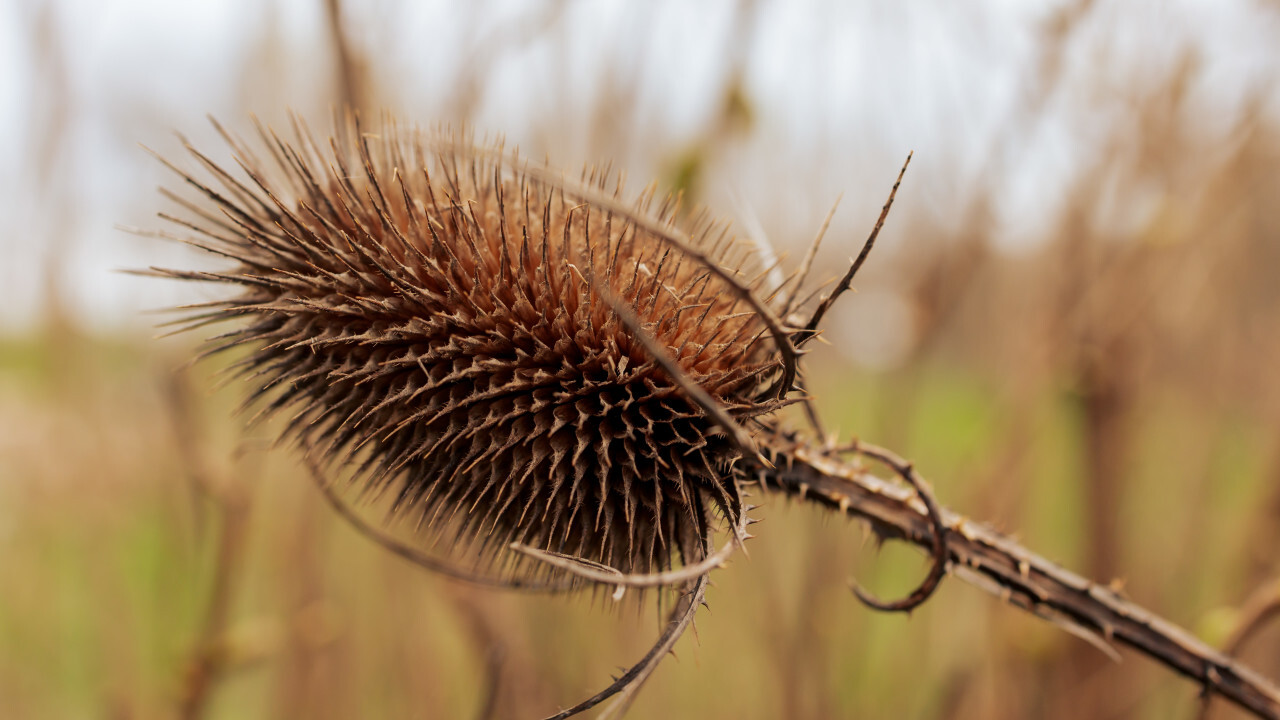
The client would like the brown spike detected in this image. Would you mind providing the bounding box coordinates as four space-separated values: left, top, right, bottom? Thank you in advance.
150 116 787 588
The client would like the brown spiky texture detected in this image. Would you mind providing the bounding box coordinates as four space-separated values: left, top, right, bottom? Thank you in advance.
143 122 1280 720
147 116 791 585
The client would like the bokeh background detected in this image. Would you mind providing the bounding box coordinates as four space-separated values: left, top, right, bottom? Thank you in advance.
2 0 1279 718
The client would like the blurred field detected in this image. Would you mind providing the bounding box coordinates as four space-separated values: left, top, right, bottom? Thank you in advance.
1 316 1276 719
3 1 1280 719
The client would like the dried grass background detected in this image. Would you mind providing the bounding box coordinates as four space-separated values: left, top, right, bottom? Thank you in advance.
1 1 1279 718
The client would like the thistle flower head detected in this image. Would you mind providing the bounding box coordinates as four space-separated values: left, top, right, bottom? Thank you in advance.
151 116 793 585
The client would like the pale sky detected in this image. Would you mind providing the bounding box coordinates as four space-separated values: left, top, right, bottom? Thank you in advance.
1 0 1276 332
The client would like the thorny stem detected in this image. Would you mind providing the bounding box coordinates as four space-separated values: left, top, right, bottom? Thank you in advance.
541 554 711 720
1199 579 1280 720
757 433 1280 720
151 119 1280 719
794 152 912 350
844 440 948 612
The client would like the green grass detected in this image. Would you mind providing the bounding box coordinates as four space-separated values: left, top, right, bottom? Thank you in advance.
1 332 1275 719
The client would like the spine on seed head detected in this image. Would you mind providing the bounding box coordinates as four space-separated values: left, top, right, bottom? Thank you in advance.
149 116 793 586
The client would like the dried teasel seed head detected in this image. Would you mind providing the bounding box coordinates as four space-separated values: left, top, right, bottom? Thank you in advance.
147 115 796 587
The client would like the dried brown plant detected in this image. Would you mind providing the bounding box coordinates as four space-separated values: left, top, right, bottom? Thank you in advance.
139 113 1280 719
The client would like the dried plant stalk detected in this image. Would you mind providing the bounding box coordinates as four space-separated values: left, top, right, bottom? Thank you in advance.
139 113 1280 719
763 436 1280 719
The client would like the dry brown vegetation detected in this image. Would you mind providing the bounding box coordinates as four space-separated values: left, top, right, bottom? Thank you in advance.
2 1 1280 718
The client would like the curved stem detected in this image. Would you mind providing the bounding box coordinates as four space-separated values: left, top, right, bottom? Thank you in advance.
1199 579 1280 720
761 436 1280 720
845 440 949 612
303 454 576 594
510 495 749 591
541 539 712 719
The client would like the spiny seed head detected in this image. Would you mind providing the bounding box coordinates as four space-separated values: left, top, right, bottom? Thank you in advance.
150 116 793 586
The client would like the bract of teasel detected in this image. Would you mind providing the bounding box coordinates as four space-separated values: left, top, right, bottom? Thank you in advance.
137 113 1280 720
142 112 800 593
